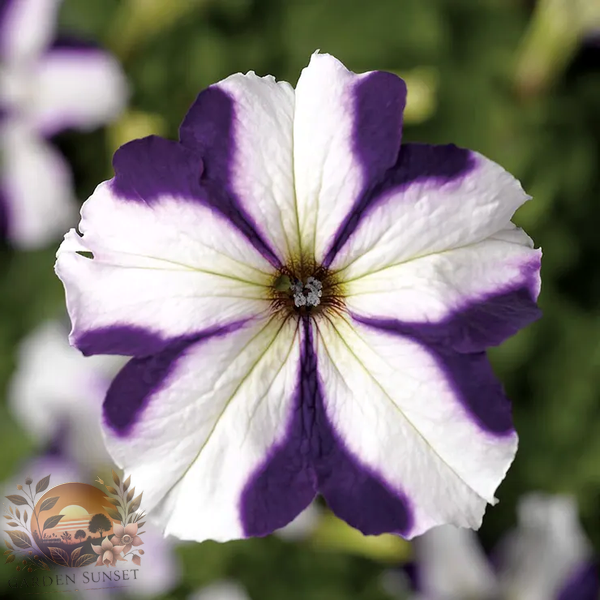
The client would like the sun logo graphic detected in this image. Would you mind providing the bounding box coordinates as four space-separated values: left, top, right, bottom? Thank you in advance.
3 471 145 575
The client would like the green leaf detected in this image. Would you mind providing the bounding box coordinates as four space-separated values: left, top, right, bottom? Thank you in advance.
6 530 31 549
5 495 28 506
39 496 59 512
43 514 64 530
35 475 51 494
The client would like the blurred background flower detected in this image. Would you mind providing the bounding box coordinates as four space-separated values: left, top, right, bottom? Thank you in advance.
0 0 599 598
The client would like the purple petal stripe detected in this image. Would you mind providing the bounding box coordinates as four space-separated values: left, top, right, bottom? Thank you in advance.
349 284 543 435
324 142 476 268
103 321 248 436
111 132 280 269
179 86 282 267
557 561 599 600
240 317 413 537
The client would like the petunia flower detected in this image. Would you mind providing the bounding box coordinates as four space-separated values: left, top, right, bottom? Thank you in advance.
404 493 599 600
188 581 251 600
91 536 126 567
0 0 128 248
111 522 143 555
55 52 542 543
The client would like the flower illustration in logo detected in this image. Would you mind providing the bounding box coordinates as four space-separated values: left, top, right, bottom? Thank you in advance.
112 523 143 555
91 536 125 567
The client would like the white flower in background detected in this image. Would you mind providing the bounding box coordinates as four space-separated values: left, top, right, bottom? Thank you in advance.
56 52 542 543
0 0 128 248
407 494 598 600
8 320 122 468
275 502 323 542
188 581 251 600
6 319 180 597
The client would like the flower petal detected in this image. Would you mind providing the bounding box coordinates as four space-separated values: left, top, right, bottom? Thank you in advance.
412 525 498 598
101 537 112 551
112 523 125 538
91 543 102 555
311 314 517 538
328 143 532 277
131 536 143 547
123 522 138 537
0 0 60 61
2 123 76 248
30 41 128 136
103 316 310 542
497 494 594 599
180 72 296 264
292 52 406 263
56 136 275 358
345 228 542 352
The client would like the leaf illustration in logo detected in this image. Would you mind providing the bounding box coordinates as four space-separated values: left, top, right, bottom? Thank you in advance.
6 522 18 527
4 515 11 520
38 560 51 571
43 514 64 530
105 485 118 495
129 493 143 513
104 497 121 507
6 530 31 549
48 547 69 567
102 506 121 521
5 541 13 550
75 553 98 568
122 475 131 492
137 521 146 528
5 554 15 564
40 497 59 512
132 554 141 566
35 475 51 494
5 495 28 506
126 487 135 502
23 511 28 524
15 508 20 519
69 546 82 566
112 469 121 487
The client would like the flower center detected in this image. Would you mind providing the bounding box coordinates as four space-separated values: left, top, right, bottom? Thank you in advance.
269 257 345 319
121 534 132 544
290 276 322 308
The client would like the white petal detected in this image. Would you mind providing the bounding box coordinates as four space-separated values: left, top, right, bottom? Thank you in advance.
7 320 122 467
345 229 541 351
105 317 302 542
413 525 498 598
293 52 406 262
188 581 250 600
0 0 60 61
2 122 76 248
56 176 275 357
497 494 593 600
330 145 532 280
314 315 517 538
31 46 128 135
180 71 298 261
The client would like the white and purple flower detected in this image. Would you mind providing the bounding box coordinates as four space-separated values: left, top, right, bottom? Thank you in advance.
55 52 542 543
406 494 598 600
0 0 127 248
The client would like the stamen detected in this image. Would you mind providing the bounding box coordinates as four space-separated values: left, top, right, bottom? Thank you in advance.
291 277 322 308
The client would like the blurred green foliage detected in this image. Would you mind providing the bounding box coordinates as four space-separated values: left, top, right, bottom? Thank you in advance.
1 0 599 598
